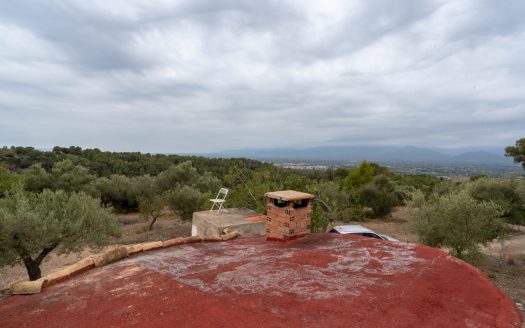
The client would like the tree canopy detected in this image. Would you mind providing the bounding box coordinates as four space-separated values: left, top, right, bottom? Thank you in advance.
407 189 506 261
505 138 525 171
0 146 271 178
0 164 18 196
0 187 121 280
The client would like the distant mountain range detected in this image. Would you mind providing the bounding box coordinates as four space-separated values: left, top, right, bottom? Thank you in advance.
204 145 516 165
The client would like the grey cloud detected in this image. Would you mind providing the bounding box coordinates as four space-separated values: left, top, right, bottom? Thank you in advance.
306 0 441 59
0 1 142 70
0 0 524 153
447 0 525 39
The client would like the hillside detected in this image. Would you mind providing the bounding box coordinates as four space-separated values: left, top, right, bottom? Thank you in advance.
208 145 516 165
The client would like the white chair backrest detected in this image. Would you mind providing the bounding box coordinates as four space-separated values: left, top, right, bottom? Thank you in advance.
217 188 228 199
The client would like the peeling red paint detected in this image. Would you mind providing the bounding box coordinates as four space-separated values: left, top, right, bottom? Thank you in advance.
0 234 522 327
246 215 267 222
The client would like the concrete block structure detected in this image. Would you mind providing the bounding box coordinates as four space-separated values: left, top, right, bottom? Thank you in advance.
191 208 266 239
265 190 315 241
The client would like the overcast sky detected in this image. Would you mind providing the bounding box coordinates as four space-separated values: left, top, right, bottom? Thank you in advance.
1 0 524 153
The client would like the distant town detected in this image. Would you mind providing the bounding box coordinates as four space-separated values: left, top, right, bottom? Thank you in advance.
273 161 523 177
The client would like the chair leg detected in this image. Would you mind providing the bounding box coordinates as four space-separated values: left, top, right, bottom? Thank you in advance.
216 201 224 214
210 202 216 212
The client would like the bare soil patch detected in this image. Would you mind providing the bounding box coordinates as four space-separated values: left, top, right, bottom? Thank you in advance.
476 254 525 317
115 212 191 244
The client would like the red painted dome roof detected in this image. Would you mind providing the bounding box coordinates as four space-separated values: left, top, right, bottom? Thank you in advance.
1 234 522 327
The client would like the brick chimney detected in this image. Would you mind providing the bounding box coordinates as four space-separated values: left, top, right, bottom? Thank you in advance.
264 190 315 241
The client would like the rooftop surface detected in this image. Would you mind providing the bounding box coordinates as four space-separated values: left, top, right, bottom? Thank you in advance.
1 234 522 328
264 190 315 201
193 208 264 227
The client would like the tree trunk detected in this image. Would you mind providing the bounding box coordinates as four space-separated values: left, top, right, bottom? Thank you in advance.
148 216 158 231
313 196 333 233
13 237 59 281
23 260 42 281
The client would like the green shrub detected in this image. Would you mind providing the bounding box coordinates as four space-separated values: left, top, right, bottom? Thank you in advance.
165 186 208 220
0 165 18 196
358 175 399 217
91 175 143 212
342 161 389 191
156 161 198 192
466 178 525 225
310 205 328 232
391 174 441 197
22 164 51 192
335 206 371 222
50 160 95 192
22 160 94 193
407 190 506 261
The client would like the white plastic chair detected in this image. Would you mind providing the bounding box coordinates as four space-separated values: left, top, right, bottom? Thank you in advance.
210 188 228 214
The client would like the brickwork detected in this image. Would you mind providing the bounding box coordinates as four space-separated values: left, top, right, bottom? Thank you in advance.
265 200 312 241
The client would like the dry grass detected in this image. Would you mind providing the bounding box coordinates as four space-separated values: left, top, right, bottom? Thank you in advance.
115 212 191 244
477 253 525 320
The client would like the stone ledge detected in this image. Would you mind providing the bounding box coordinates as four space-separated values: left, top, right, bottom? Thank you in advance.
10 232 240 295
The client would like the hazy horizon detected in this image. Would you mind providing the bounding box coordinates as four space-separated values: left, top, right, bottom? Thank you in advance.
3 143 511 157
1 1 524 153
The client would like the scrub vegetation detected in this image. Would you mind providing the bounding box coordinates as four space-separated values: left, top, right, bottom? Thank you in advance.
0 139 524 281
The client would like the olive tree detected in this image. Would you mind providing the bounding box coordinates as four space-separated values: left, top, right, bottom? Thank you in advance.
50 160 95 192
407 190 505 261
137 163 219 228
156 161 199 192
138 194 167 231
165 186 208 220
22 164 52 192
465 178 525 225
309 181 350 232
0 187 120 280
0 164 18 196
22 160 94 193
91 174 142 212
224 168 279 213
195 171 221 193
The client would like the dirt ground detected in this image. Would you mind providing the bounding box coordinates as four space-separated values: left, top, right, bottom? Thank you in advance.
341 206 419 243
0 212 192 294
114 212 192 244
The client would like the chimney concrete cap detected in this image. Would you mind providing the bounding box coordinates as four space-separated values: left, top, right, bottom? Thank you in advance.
264 190 315 201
